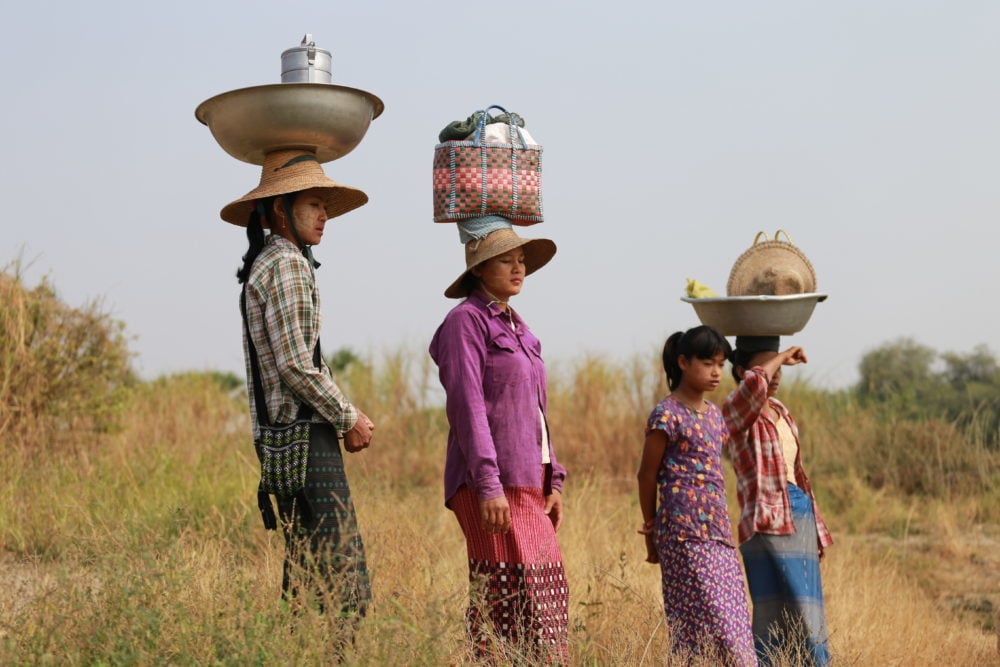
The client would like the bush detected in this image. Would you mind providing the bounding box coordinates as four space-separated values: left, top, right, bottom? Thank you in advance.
0 268 134 449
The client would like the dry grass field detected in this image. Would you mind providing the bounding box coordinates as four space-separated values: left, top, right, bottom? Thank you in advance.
2 272 998 665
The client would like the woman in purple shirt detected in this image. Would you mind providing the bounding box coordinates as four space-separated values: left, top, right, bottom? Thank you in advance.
429 221 569 662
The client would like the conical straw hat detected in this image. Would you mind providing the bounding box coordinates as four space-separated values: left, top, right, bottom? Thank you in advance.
220 149 368 226
444 228 556 298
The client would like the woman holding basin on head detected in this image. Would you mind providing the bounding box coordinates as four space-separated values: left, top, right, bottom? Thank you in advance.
429 217 569 663
227 149 375 638
704 230 832 665
723 337 832 666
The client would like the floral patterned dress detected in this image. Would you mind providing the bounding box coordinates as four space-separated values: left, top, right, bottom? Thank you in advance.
646 396 757 666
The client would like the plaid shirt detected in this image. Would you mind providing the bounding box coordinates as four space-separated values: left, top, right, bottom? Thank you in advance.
241 235 358 438
723 367 833 553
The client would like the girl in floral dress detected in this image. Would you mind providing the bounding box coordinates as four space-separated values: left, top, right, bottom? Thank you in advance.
637 325 757 666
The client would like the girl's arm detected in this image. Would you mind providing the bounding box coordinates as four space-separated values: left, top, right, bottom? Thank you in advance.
723 346 808 434
637 430 667 564
722 370 769 435
762 346 808 377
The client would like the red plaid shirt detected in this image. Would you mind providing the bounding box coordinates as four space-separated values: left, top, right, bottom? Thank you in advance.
723 367 833 554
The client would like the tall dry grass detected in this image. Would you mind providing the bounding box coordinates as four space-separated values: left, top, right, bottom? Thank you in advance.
2 370 995 664
2 274 998 664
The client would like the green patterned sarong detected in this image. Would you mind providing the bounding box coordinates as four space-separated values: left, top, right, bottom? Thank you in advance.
277 423 371 621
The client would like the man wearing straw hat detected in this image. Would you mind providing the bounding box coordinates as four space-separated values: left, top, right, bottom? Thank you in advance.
228 149 375 639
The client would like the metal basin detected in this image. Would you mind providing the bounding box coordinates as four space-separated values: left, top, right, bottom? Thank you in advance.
682 293 828 336
195 83 384 165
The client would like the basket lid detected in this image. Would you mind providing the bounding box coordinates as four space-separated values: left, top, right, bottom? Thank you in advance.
727 230 816 296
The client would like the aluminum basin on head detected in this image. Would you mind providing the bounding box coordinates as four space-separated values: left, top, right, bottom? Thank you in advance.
195 83 385 165
681 293 829 336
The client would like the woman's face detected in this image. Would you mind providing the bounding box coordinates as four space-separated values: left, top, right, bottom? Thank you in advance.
472 249 526 301
274 188 328 246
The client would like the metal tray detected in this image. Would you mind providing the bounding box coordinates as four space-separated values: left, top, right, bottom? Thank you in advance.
682 293 828 336
196 83 384 165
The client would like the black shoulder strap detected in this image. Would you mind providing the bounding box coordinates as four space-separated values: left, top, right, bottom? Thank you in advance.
241 285 321 532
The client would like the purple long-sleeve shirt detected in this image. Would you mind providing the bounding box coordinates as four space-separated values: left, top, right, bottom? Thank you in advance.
429 290 567 506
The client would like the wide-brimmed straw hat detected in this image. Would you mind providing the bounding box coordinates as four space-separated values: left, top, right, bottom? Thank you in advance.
444 227 556 298
727 230 816 296
220 149 368 226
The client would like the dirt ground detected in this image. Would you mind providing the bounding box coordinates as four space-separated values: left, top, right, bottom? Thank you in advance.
857 522 1000 636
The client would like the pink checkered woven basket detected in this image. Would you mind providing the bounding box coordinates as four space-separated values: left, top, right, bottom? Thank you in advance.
432 106 543 224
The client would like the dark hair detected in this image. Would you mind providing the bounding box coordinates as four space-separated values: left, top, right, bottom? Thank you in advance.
235 196 279 284
459 271 480 296
729 348 756 383
729 347 780 383
729 336 780 382
661 325 732 391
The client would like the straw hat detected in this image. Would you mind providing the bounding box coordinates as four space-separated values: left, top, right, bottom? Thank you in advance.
444 227 556 298
726 230 816 296
220 149 368 226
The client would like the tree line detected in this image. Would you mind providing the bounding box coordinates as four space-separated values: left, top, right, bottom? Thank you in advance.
856 338 1000 446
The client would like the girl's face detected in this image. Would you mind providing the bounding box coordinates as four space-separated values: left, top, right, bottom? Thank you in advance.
472 249 526 301
679 352 726 394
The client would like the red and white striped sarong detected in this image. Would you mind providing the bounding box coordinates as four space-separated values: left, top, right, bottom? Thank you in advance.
450 485 569 663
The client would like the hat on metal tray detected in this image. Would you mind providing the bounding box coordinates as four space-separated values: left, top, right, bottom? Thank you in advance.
220 149 368 226
444 224 556 298
727 230 816 296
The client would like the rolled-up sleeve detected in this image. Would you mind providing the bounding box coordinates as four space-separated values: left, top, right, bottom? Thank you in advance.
723 367 769 436
722 367 770 490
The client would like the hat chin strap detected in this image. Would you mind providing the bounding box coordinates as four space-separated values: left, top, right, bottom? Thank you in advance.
280 197 321 270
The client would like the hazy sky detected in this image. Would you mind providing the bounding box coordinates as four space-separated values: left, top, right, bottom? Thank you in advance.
5 1 999 389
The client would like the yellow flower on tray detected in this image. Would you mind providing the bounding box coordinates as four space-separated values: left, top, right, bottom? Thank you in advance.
685 278 718 298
